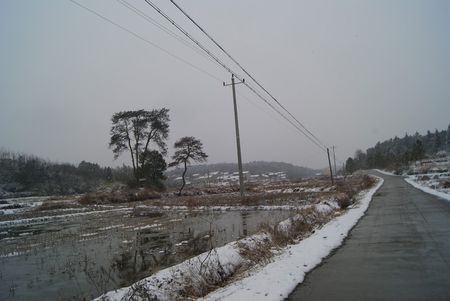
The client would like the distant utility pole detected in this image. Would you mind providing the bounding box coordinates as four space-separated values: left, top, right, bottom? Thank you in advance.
332 146 337 176
327 148 334 185
224 74 245 197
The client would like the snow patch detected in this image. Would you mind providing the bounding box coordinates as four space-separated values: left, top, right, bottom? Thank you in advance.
80 232 98 237
99 224 125 231
0 208 132 227
133 223 163 231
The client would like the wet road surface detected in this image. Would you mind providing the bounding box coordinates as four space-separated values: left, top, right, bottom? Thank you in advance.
287 171 450 301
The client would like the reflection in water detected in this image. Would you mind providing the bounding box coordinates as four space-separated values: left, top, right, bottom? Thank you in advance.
241 211 249 237
0 209 294 301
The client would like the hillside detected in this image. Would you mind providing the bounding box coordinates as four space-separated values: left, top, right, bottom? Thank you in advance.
165 161 318 187
346 125 450 172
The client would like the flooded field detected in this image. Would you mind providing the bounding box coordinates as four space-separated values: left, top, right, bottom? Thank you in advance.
0 197 295 300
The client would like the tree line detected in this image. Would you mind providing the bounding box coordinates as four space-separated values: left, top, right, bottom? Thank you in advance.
0 150 114 196
346 125 450 173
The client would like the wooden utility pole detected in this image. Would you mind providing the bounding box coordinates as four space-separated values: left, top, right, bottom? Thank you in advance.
332 146 337 176
327 148 334 185
224 74 245 197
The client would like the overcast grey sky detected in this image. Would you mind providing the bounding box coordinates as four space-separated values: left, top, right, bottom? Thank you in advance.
1 0 449 169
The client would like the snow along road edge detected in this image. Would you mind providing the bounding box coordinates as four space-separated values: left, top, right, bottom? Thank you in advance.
374 169 398 176
200 175 384 301
404 177 450 201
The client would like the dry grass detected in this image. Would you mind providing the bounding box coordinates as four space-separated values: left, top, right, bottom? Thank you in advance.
237 237 274 265
126 282 158 301
78 189 160 205
176 255 232 300
237 206 333 269
34 200 81 211
143 191 317 208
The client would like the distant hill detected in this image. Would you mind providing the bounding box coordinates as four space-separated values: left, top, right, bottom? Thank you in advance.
0 147 318 196
346 124 450 172
165 161 318 186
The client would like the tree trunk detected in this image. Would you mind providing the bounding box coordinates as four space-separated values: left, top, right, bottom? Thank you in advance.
178 160 187 196
124 121 137 181
135 143 140 182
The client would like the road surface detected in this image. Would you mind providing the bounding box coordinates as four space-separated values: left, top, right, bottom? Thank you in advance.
287 171 450 301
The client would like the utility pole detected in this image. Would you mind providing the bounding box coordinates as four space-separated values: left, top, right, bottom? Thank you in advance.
327 148 334 185
332 146 337 176
224 74 245 197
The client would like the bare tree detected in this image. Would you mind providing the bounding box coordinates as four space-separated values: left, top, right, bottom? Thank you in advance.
169 137 208 196
109 109 169 183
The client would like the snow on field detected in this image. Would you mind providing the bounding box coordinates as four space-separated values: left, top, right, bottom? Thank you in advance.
133 223 163 231
94 176 383 301
0 207 132 227
136 204 306 212
0 197 47 215
98 224 125 231
405 177 450 201
0 251 23 258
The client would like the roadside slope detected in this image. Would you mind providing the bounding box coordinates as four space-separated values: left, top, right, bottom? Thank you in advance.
200 176 383 301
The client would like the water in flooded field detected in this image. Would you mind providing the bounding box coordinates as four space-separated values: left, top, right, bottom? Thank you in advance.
0 199 295 301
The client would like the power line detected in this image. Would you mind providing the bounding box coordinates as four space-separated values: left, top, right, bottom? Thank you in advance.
142 0 245 80
67 0 222 82
68 0 330 155
142 0 327 153
168 0 329 150
115 0 217 65
244 81 328 152
238 91 333 158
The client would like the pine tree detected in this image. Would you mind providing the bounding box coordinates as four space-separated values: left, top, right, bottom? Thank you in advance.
434 129 441 153
412 140 425 161
169 137 208 196
447 124 450 152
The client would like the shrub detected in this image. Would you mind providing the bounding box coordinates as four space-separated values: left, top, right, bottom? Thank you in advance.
78 189 160 205
237 237 273 265
418 175 430 181
360 175 375 190
335 192 352 209
78 194 97 205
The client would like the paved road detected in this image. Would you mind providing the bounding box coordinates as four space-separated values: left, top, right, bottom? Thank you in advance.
287 171 450 301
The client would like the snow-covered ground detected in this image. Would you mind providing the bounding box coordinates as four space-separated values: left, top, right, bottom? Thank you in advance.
405 176 450 201
0 207 131 227
402 156 450 201
94 176 383 301
0 196 49 215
